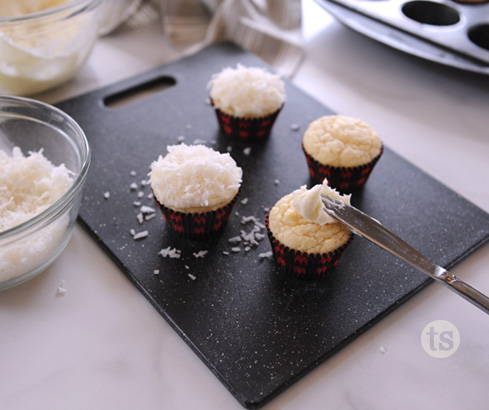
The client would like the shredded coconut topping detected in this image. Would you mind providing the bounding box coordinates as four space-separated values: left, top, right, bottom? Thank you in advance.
150 144 242 210
0 147 73 232
209 64 285 117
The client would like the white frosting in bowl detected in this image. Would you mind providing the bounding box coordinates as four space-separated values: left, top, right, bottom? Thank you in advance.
209 64 285 118
150 144 242 211
292 179 350 225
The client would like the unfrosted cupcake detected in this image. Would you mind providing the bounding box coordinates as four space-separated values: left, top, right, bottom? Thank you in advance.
266 179 352 279
208 64 285 141
302 115 383 192
150 144 242 238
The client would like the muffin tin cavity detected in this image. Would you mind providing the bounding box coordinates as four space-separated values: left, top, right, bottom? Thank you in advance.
401 1 460 26
322 0 489 66
468 24 489 50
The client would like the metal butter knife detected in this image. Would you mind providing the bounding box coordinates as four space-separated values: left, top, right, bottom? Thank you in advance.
321 194 489 315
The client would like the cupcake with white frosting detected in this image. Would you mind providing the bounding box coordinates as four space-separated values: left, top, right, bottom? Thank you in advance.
208 64 285 141
266 179 352 279
150 144 242 238
302 115 383 192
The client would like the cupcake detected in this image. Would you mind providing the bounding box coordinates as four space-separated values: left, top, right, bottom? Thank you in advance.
150 144 242 238
208 64 285 141
266 179 352 279
302 115 383 192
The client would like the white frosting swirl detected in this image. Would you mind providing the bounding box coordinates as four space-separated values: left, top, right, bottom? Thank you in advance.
292 179 350 224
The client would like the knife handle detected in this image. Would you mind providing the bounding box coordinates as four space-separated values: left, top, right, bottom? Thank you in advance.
437 269 489 315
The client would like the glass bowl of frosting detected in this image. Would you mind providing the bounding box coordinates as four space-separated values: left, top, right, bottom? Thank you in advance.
0 0 102 96
0 95 90 291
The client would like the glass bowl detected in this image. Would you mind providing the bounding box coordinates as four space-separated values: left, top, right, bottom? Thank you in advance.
0 0 102 96
0 96 90 291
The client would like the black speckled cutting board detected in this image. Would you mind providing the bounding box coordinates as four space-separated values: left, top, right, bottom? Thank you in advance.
57 42 489 409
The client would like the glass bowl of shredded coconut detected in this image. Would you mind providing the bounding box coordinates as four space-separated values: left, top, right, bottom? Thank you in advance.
0 96 90 290
0 0 102 96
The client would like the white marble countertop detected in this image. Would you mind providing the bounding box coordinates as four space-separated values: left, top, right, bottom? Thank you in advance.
1 2 489 409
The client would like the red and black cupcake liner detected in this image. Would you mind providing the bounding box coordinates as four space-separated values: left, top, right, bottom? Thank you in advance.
211 99 283 141
302 145 383 193
155 193 239 239
265 214 353 280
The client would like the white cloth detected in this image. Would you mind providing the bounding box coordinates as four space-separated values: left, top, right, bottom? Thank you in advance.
123 0 304 77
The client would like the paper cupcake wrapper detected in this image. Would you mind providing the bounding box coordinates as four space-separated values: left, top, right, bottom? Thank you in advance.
211 99 283 141
265 213 353 280
302 145 383 193
155 192 239 239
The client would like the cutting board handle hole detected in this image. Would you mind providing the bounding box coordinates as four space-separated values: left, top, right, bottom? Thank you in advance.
104 76 177 109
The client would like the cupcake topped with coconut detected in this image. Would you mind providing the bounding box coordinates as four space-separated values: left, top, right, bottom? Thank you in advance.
150 144 242 237
150 144 242 212
209 64 285 118
209 65 285 140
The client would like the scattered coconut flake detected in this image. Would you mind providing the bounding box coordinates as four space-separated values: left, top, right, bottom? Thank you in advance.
244 246 250 252
141 179 149 186
241 228 259 247
137 191 144 198
103 191 110 199
263 207 270 213
133 201 141 207
226 146 232 152
231 247 241 253
228 236 242 244
255 233 265 241
140 205 155 214
153 269 160 275
379 346 387 354
147 193 153 199
133 230 148 240
193 139 206 145
136 213 144 224
184 265 190 270
130 182 138 191
177 135 186 142
129 229 136 236
222 251 230 256
274 179 280 186
158 246 182 259
241 215 265 228
56 281 67 296
188 273 197 280
290 123 300 131
240 197 249 205
145 214 155 221
258 251 273 260
235 212 240 216
193 250 208 258
243 147 251 156
130 170 137 176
